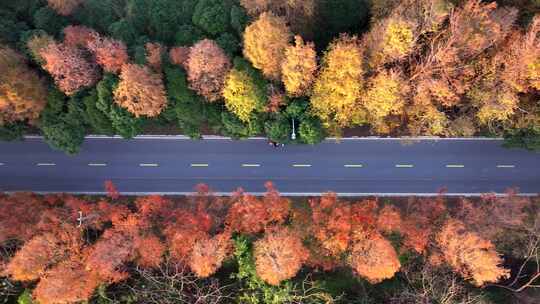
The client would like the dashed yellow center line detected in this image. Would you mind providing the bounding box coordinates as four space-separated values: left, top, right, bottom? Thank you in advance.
88 163 107 167
344 164 363 168
292 164 312 168
242 164 261 167
497 165 515 168
139 163 159 167
395 164 414 168
37 163 56 166
446 164 465 168
191 163 209 167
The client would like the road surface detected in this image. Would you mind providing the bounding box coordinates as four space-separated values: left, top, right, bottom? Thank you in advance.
0 137 539 195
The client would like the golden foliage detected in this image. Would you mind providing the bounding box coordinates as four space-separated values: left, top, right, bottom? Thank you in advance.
0 47 47 125
281 36 317 97
437 219 510 286
254 228 309 285
363 69 408 120
222 69 265 122
310 35 365 128
365 17 417 67
243 12 292 80
114 64 167 117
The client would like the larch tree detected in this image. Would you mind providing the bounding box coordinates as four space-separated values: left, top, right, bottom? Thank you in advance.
26 31 55 64
437 219 510 286
133 235 166 268
145 42 165 72
63 25 98 48
225 183 290 234
243 12 292 80
47 0 83 16
5 233 65 281
189 232 232 278
169 46 190 68
362 69 409 120
86 33 129 74
113 64 167 117
309 194 353 256
310 35 364 128
254 228 309 285
40 42 100 96
0 46 47 125
240 0 316 36
32 259 100 304
186 39 231 102
500 15 540 93
364 16 417 68
349 231 401 283
281 36 317 97
222 69 266 122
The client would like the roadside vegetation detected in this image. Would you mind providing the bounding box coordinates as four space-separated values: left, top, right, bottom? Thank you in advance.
0 182 539 304
0 0 539 154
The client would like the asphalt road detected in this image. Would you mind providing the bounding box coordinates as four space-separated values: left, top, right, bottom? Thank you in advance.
0 137 539 195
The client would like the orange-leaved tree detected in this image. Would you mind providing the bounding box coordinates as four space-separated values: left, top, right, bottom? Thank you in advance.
40 42 100 96
225 182 290 234
87 34 129 74
186 39 231 102
243 12 292 80
113 64 167 117
63 25 98 48
437 219 510 286
349 231 401 283
189 232 232 278
254 227 309 285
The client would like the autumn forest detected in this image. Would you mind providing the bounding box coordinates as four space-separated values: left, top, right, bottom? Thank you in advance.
0 0 539 154
0 182 538 303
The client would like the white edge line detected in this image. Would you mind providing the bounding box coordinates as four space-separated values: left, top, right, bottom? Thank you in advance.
344 164 363 168
446 165 465 168
8 191 537 197
191 164 209 167
36 163 56 166
242 164 261 167
23 135 505 141
497 165 516 168
292 164 312 167
88 163 107 167
139 163 159 167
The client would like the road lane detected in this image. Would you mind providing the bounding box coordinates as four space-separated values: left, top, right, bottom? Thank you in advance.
0 137 538 194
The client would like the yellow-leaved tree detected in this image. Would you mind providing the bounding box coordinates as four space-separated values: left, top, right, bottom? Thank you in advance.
0 46 47 125
310 35 365 129
281 36 317 97
364 16 417 68
362 69 409 120
222 69 266 122
243 12 292 80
